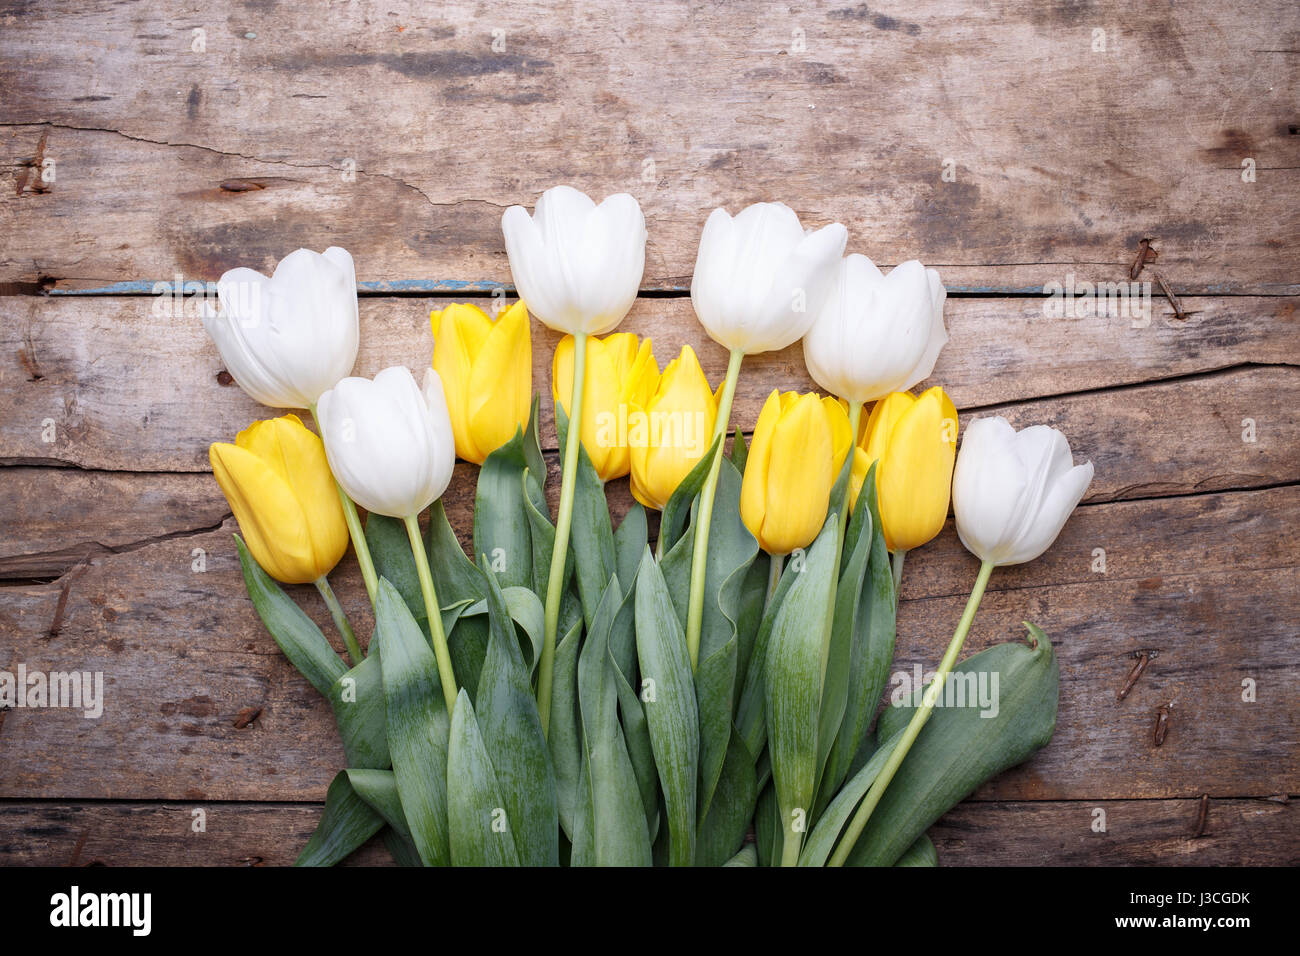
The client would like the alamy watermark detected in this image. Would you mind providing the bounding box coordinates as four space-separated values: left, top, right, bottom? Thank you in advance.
1043 273 1153 328
890 664 1000 718
0 664 104 718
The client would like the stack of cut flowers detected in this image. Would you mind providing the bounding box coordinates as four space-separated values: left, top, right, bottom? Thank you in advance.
202 186 1093 867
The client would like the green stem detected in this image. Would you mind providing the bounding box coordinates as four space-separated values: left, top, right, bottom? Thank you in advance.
684 348 744 671
891 549 907 604
314 575 363 666
404 513 458 715
827 559 996 867
538 331 587 737
764 552 784 611
309 402 379 609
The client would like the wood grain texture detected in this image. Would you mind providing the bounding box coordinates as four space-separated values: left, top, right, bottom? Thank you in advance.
1 294 1296 486
1 486 1295 803
0 797 1291 866
1 1 1297 292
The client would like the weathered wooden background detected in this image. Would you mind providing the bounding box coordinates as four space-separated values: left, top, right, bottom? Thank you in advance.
1 0 1297 866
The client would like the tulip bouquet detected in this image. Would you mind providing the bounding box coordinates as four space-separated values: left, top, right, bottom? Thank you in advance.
201 187 1092 867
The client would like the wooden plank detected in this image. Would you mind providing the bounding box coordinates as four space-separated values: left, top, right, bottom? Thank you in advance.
2 293 1297 485
1 1 1297 293
0 796 1291 866
1 486 1294 802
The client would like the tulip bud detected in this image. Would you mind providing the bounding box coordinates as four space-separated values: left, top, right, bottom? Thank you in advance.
316 366 456 518
803 256 948 405
501 185 647 336
850 387 958 552
431 300 532 464
690 202 847 355
553 332 660 482
201 247 359 409
629 345 718 510
209 414 348 583
741 390 852 555
952 417 1094 566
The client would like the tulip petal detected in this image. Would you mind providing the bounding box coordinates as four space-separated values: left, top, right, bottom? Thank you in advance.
876 387 957 551
467 301 531 464
758 393 832 555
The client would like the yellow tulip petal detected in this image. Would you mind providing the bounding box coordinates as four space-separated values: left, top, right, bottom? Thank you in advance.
848 446 871 514
876 386 957 552
740 390 782 543
822 395 853 479
432 303 493 462
759 393 832 555
467 300 532 463
632 346 716 509
861 391 917 462
211 442 320 583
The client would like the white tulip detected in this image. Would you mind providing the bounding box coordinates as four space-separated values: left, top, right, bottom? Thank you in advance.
201 247 359 408
690 202 847 355
952 417 1094 566
317 366 455 518
501 185 647 335
802 256 948 403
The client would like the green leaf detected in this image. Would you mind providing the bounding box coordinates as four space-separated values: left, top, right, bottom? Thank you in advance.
732 554 769 697
823 462 897 806
373 577 451 867
764 514 838 863
294 771 384 867
522 467 557 597
549 617 585 841
447 689 521 866
634 548 700 866
345 768 413 845
735 549 800 758
729 427 748 473
366 514 425 626
460 585 546 674
475 418 535 590
425 498 486 607
613 503 648 602
235 536 345 696
848 630 1060 866
575 574 653 866
798 727 901 867
383 828 423 867
894 833 939 867
473 567 559 866
754 782 780 868
695 729 758 867
329 653 389 769
556 402 617 631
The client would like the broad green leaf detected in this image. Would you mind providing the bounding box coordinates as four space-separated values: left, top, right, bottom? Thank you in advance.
460 585 546 673
475 420 535 590
556 402 616 631
345 768 412 844
373 577 451 867
366 513 425 626
575 574 652 866
447 612 489 699
754 782 780 868
823 462 897 806
894 832 939 867
695 729 757 867
235 536 345 696
735 547 800 758
447 690 520 866
729 427 748 474
294 772 384 867
848 630 1060 866
764 514 838 864
799 726 902 867
383 828 423 867
329 652 389 769
732 553 769 696
474 568 559 866
549 617 584 840
722 844 758 867
522 467 557 597
613 502 648 603
425 498 486 606
635 549 700 866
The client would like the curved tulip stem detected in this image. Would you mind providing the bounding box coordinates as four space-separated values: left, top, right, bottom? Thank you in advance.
314 575 364 666
891 549 907 604
308 402 379 609
404 513 459 715
685 347 744 671
764 553 784 610
539 330 588 737
828 558 995 867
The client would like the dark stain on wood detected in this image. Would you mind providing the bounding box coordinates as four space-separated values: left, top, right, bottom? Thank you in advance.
219 179 266 193
186 84 201 120
829 4 923 34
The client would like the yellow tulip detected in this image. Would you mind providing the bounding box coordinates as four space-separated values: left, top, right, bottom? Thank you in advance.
629 345 717 510
850 386 958 552
431 300 532 464
210 414 349 583
554 332 660 482
741 390 853 555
